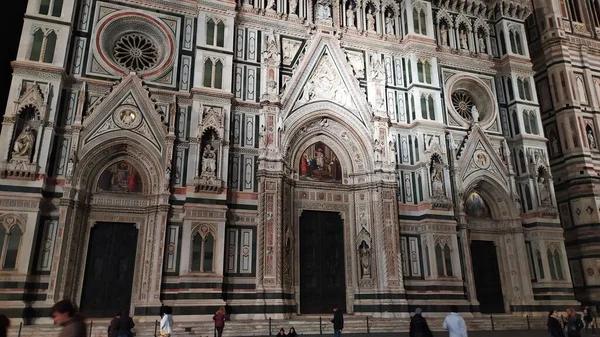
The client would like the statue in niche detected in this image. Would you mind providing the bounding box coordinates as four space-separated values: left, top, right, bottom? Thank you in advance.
538 174 552 206
165 166 172 184
266 0 275 10
446 132 458 150
389 139 397 163
373 139 383 162
460 28 468 50
587 127 597 149
366 9 375 32
501 139 511 161
315 0 332 20
550 133 560 155
202 144 217 175
359 241 371 278
66 158 74 177
346 6 355 28
385 12 395 35
430 156 445 197
478 32 486 53
12 125 35 158
440 23 449 46
262 32 279 64
289 0 298 14
471 105 479 123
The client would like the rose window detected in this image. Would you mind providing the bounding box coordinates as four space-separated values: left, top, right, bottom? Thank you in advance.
451 90 475 120
113 33 159 72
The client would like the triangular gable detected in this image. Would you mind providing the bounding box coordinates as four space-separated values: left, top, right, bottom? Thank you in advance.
81 74 167 154
16 84 46 115
281 35 371 124
457 124 509 188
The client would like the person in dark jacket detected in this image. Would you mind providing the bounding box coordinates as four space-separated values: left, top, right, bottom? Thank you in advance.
288 327 297 337
564 308 584 337
409 308 433 337
117 310 135 337
583 306 597 336
276 328 287 337
213 307 226 337
331 306 344 337
547 310 565 337
0 314 10 337
51 300 87 337
107 312 121 337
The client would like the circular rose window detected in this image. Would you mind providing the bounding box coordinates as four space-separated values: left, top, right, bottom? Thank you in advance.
114 33 158 72
451 90 475 120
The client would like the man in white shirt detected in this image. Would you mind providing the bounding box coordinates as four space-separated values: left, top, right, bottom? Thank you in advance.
443 305 468 337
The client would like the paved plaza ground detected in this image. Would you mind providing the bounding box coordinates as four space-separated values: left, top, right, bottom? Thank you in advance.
296 331 558 337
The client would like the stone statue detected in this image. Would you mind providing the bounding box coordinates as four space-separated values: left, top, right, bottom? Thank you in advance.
66 158 74 177
359 245 371 277
262 32 279 64
346 7 355 28
366 9 375 32
502 139 511 159
165 166 171 183
315 0 332 20
12 125 35 157
431 165 444 197
201 144 217 175
460 29 468 50
446 132 458 150
289 0 298 14
370 58 385 81
440 24 448 46
551 135 559 154
385 12 395 35
478 34 486 53
471 105 479 123
588 129 597 149
389 140 397 163
538 176 552 206
266 0 275 10
373 139 382 162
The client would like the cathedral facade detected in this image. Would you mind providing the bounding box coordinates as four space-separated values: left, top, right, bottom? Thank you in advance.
0 0 579 320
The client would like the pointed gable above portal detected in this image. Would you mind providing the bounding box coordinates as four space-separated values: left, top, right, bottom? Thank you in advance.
81 74 167 154
282 35 371 124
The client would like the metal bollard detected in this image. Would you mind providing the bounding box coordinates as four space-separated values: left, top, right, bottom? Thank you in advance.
526 315 531 330
366 316 370 334
17 322 22 337
89 320 93 337
319 316 322 335
269 317 272 336
154 320 158 337
490 315 495 331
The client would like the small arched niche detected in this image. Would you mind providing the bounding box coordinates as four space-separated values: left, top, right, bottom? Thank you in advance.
96 160 143 194
298 141 342 183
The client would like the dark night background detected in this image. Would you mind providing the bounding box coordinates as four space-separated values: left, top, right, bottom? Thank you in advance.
1 1 28 117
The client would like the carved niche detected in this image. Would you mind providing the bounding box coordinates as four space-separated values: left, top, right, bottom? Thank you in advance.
195 106 224 192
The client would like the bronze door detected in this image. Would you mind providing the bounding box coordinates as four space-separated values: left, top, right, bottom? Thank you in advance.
80 223 138 317
471 240 505 313
299 211 346 314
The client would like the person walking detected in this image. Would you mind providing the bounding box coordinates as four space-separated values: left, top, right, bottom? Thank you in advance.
213 306 226 337
107 312 120 337
116 311 135 337
0 314 10 337
565 308 584 337
584 306 597 336
442 306 467 337
51 300 87 337
410 308 433 337
330 306 344 337
547 310 565 337
160 306 174 337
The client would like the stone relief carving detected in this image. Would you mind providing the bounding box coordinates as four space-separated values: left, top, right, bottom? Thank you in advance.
12 126 35 159
297 52 353 109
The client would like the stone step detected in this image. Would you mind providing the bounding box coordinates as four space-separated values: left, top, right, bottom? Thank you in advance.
7 315 547 337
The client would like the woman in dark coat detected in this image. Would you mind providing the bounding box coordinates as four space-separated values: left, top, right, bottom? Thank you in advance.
276 328 287 337
287 327 297 337
117 311 135 337
547 310 565 337
409 308 433 337
107 312 120 337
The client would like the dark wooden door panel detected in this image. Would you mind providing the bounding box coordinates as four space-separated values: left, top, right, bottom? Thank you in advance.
471 240 505 314
300 211 346 314
80 223 138 317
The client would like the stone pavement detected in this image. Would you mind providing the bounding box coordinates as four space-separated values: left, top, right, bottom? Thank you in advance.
295 332 546 337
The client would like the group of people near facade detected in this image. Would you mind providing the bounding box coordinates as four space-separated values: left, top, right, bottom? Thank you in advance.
0 301 597 337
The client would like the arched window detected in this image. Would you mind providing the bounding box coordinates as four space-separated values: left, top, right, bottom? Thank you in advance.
424 61 432 84
553 250 564 280
511 110 520 135
191 231 215 273
576 76 588 104
414 137 420 162
203 58 225 89
567 0 582 22
420 95 427 119
529 111 539 135
518 150 526 174
410 94 416 121
29 29 56 63
523 78 532 100
522 110 531 134
214 60 224 89
419 10 427 35
417 60 424 82
499 31 506 55
435 241 453 277
517 78 525 99
591 0 600 27
509 31 517 54
536 250 546 279
515 31 523 54
417 174 423 202
524 184 533 210
506 77 514 101
216 21 226 47
428 95 435 120
203 59 213 87
407 60 413 83
43 31 57 63
206 18 216 45
413 8 427 35
39 0 63 17
1 224 22 270
547 249 557 280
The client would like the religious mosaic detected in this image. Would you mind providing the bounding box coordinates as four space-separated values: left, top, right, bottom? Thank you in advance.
298 142 341 183
97 161 142 193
